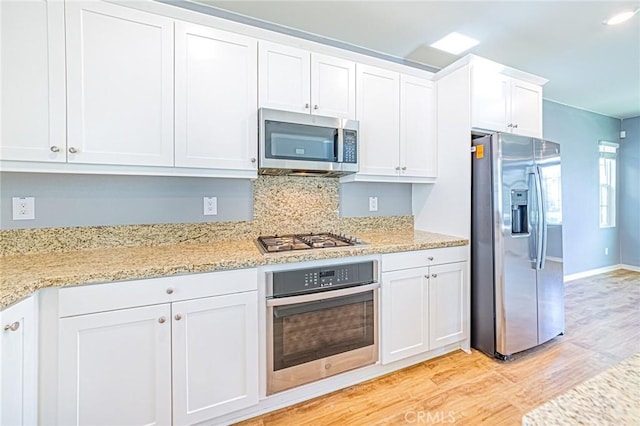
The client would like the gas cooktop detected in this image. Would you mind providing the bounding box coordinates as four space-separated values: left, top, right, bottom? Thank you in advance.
256 232 364 253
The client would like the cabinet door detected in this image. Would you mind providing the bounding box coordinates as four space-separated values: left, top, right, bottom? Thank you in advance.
259 41 310 113
356 64 400 176
470 67 509 133
66 1 174 166
510 79 543 138
311 53 356 119
1 296 37 426
175 22 257 170
380 267 430 364
400 75 437 178
58 304 172 426
0 0 66 162
172 292 258 424
429 262 468 349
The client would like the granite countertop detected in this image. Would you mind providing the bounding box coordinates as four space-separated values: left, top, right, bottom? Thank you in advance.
0 229 467 309
522 353 640 425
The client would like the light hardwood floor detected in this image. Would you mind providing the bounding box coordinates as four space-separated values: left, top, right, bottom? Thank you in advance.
238 269 640 425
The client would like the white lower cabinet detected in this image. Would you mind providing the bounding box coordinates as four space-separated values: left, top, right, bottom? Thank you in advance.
172 293 258 425
381 247 468 364
57 270 258 426
0 296 38 426
58 304 173 426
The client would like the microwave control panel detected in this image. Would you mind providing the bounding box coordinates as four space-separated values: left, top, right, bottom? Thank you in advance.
343 130 357 163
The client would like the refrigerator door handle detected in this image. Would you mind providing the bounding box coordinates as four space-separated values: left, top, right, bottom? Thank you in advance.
536 165 548 269
532 167 544 270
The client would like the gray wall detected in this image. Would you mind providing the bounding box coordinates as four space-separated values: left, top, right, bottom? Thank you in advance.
620 116 640 267
543 100 622 275
340 182 412 217
0 172 411 229
0 173 253 229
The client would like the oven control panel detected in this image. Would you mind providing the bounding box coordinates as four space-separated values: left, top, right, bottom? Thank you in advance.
269 261 375 297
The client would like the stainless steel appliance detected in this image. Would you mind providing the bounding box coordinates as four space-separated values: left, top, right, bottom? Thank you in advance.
471 132 564 359
256 232 364 253
259 108 358 176
266 260 378 394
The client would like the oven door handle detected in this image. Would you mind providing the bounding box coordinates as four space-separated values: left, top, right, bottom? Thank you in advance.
267 282 380 307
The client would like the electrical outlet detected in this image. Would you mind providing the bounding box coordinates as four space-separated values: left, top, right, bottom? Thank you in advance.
368 196 378 212
12 197 35 220
604 247 609 255
203 197 217 216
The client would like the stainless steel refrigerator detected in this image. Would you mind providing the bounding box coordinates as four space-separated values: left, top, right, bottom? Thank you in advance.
471 132 564 359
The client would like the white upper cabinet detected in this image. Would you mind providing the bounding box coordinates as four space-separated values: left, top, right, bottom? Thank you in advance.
400 75 437 179
174 22 257 170
0 0 66 162
347 64 436 182
65 1 174 166
259 41 355 119
471 64 543 138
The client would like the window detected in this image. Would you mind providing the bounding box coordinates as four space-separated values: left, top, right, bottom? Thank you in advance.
599 141 618 228
540 164 562 225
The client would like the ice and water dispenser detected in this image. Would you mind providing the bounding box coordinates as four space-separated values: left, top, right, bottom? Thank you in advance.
511 189 528 234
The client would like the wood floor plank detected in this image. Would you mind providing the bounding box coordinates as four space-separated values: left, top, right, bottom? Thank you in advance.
236 270 640 425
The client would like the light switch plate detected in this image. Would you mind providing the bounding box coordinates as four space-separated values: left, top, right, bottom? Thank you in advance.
12 197 35 220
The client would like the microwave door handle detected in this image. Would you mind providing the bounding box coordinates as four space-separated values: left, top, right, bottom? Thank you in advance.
266 282 380 307
337 128 344 163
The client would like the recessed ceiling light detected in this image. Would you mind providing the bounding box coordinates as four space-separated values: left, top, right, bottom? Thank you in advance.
603 9 639 25
430 32 479 55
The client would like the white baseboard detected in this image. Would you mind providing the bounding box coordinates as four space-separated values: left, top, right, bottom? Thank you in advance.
546 256 563 263
621 264 640 272
564 264 622 282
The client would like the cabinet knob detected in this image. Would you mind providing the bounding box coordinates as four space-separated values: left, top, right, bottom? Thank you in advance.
513 124 518 129
175 314 182 321
250 157 256 163
50 146 60 153
158 317 166 324
507 123 513 128
424 275 430 279
314 105 319 110
304 103 310 109
427 256 434 261
401 166 407 171
166 288 174 295
3 321 20 332
68 147 78 154
432 273 438 278
395 166 400 171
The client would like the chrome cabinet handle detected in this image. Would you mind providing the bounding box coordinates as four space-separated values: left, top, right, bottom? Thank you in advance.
395 166 400 171
3 321 20 332
314 105 319 110
174 314 182 321
432 274 438 278
304 103 310 109
50 146 60 153
401 166 407 171
507 123 513 128
166 288 174 295
158 317 166 324
513 124 518 128
427 256 434 261
68 147 78 154
424 275 430 279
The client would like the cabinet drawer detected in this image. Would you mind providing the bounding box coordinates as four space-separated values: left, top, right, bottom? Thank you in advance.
58 268 257 317
382 246 467 272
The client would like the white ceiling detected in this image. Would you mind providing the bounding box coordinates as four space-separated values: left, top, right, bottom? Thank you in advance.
196 0 640 119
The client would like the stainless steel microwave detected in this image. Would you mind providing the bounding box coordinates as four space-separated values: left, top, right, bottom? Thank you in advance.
258 108 359 177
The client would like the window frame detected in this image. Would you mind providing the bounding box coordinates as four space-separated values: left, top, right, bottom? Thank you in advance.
598 141 618 228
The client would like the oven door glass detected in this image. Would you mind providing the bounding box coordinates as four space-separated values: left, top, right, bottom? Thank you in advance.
271 290 375 371
265 120 338 162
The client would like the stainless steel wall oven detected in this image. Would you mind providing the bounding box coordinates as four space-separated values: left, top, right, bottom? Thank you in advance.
266 260 379 395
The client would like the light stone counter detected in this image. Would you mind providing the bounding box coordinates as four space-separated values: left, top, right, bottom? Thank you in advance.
0 229 467 309
522 353 640 425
